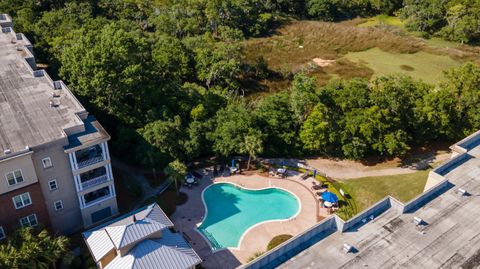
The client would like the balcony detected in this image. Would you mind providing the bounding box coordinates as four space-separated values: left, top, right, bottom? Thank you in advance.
81 174 108 190
84 186 111 207
75 145 105 169
80 166 108 190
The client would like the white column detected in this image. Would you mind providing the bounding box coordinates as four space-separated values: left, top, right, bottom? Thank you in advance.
78 195 84 209
111 184 116 197
68 152 78 171
74 175 82 192
104 142 111 160
106 163 113 181
100 143 107 161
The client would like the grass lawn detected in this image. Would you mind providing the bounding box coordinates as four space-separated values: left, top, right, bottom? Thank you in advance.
343 48 461 84
339 170 430 214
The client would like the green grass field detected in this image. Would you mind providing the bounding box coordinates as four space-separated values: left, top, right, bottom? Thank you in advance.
343 48 461 84
339 170 430 214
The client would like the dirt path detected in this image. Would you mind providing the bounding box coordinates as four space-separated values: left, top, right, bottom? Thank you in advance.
306 153 451 180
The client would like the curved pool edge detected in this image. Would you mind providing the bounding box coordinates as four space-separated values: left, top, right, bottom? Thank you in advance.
195 181 302 252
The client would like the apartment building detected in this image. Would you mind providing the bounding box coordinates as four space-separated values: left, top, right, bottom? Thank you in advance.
0 14 118 237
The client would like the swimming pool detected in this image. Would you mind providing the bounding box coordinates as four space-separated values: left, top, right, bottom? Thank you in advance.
197 182 300 249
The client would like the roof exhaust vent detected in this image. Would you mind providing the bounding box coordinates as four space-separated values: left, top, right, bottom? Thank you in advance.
413 216 424 226
457 188 467 196
343 243 353 253
4 149 11 154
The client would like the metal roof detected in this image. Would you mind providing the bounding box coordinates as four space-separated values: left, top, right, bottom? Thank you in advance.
106 218 168 249
83 203 200 269
104 229 202 269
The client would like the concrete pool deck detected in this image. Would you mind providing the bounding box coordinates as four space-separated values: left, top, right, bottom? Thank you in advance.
171 170 321 268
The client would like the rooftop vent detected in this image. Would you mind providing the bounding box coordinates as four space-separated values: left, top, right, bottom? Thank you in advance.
4 149 11 155
413 216 424 226
52 90 61 98
343 243 353 253
49 98 60 107
10 38 16 44
457 188 467 196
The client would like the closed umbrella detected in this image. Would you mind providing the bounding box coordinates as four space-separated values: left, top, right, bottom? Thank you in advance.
321 191 338 203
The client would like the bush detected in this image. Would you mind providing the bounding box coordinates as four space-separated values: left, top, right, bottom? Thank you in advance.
267 234 293 250
247 251 265 262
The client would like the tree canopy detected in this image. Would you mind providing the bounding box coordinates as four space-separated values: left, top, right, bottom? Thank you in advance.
2 0 479 167
0 228 70 269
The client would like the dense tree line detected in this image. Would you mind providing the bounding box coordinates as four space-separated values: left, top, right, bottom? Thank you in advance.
1 0 479 169
402 0 480 44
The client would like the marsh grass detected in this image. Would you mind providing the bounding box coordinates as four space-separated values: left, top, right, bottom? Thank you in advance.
344 48 461 84
243 19 480 97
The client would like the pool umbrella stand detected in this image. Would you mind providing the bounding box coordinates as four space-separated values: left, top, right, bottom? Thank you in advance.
321 191 339 203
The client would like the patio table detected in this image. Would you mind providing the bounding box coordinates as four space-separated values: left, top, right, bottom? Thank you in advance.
185 176 195 184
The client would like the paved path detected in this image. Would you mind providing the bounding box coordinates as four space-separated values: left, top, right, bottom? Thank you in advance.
306 153 450 180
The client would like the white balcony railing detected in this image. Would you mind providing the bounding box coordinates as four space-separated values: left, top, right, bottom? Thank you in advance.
81 174 108 190
77 155 104 169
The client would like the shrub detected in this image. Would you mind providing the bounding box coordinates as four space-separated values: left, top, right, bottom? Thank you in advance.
247 251 265 262
267 234 293 250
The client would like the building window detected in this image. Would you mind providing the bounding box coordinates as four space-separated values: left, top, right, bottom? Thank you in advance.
0 226 5 240
48 180 58 191
5 170 24 186
42 157 53 168
54 200 63 211
12 192 32 209
19 214 38 228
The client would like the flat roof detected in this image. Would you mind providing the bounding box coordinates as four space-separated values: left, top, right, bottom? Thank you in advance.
279 136 480 269
65 115 110 151
0 24 108 157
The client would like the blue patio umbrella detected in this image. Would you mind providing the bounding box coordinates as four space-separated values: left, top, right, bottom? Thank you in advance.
321 191 338 203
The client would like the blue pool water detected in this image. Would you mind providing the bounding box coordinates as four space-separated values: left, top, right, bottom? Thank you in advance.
198 183 300 249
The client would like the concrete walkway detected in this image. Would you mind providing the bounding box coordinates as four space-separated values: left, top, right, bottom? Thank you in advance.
171 170 320 268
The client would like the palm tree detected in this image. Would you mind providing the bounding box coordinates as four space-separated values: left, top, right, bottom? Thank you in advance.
240 131 264 170
0 227 70 269
164 159 187 194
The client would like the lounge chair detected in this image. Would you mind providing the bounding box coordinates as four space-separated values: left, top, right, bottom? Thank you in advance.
316 190 327 196
311 184 328 190
301 171 310 180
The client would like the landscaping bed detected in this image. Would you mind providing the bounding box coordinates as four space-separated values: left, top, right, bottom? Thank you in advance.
267 234 293 251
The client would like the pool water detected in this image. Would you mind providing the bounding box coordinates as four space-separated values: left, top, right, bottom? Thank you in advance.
198 183 300 249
